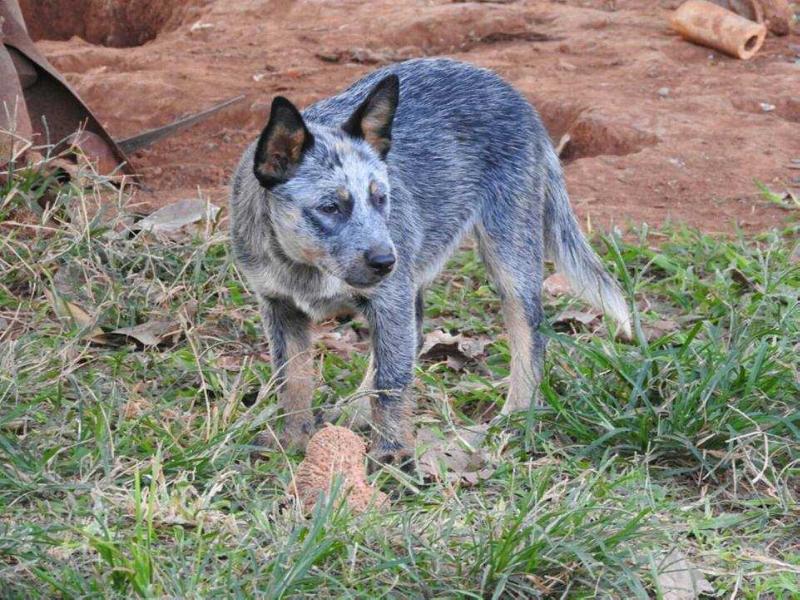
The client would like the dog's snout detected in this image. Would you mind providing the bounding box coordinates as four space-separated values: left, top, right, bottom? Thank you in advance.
364 246 396 275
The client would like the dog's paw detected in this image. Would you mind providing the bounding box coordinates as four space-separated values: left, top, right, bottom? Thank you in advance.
253 418 317 455
368 438 415 475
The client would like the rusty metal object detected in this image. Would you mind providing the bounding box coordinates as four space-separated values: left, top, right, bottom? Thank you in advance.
1 0 245 175
0 19 32 165
117 95 245 154
67 130 124 175
672 0 767 60
1 0 133 172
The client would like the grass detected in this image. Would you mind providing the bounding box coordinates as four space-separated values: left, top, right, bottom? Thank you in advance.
0 155 798 598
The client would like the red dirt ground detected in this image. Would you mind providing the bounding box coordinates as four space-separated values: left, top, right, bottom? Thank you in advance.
24 0 800 234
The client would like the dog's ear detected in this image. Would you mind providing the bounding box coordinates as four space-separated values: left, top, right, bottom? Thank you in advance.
253 97 314 188
342 74 399 159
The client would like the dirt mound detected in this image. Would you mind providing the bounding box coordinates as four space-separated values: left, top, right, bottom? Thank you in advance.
19 0 205 47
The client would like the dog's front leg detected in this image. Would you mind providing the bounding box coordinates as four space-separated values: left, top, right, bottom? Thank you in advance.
363 292 417 468
260 296 316 450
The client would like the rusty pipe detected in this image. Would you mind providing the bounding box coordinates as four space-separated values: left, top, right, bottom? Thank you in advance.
671 0 767 60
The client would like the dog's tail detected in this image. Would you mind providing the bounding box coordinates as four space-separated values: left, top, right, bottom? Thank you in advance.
543 152 632 339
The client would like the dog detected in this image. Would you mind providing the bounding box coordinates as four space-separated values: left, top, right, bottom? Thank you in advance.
229 58 631 465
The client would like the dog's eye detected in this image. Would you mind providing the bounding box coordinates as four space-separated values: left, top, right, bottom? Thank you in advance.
372 193 386 208
319 203 340 215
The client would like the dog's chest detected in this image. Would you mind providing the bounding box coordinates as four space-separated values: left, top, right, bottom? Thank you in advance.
242 260 355 321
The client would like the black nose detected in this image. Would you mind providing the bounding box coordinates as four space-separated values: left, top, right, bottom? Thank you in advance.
365 248 396 275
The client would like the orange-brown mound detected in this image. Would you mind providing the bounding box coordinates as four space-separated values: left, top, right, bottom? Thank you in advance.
291 425 388 515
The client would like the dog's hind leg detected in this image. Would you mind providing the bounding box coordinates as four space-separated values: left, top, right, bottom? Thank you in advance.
475 187 547 415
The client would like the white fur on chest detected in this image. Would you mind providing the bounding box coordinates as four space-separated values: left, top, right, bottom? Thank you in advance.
242 261 355 321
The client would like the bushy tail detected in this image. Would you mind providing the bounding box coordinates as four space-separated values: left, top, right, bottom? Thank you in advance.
543 153 632 339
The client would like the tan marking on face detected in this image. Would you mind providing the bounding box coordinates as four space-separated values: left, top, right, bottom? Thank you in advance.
369 181 379 196
273 205 328 265
337 186 349 201
278 205 301 225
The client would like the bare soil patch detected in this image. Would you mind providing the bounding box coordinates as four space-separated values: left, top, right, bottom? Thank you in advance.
22 0 800 233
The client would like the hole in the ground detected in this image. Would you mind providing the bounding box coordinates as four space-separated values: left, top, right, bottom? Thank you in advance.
535 99 659 161
19 0 196 48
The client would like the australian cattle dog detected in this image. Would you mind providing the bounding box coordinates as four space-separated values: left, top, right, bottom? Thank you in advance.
230 58 631 466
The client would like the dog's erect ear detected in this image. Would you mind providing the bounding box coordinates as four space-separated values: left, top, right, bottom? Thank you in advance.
253 97 314 188
342 74 399 159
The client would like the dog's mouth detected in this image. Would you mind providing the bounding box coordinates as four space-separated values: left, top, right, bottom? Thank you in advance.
343 275 383 289
343 270 392 289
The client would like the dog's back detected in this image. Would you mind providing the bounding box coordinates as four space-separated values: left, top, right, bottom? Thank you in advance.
303 59 547 282
232 57 630 332
229 58 630 456
296 58 629 338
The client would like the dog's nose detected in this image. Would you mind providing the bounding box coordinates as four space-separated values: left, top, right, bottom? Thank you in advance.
364 247 396 275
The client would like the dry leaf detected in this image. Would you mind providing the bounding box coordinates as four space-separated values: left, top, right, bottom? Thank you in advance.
44 288 110 344
134 198 220 233
543 272 572 297
1 416 34 434
110 319 180 347
218 354 244 372
122 397 154 419
418 424 493 485
642 318 681 340
316 327 367 357
419 330 490 370
729 268 757 291
552 309 601 333
656 549 714 600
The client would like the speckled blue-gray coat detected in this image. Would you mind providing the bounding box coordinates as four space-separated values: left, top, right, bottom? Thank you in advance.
230 58 631 465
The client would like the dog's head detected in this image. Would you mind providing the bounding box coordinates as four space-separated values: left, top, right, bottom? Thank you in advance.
252 75 400 289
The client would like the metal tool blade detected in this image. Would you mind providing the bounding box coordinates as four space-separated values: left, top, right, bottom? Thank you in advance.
116 94 245 154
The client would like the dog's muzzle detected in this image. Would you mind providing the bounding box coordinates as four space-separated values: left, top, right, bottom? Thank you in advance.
364 247 396 277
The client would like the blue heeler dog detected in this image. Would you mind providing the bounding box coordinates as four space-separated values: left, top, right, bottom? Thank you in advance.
230 58 631 465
